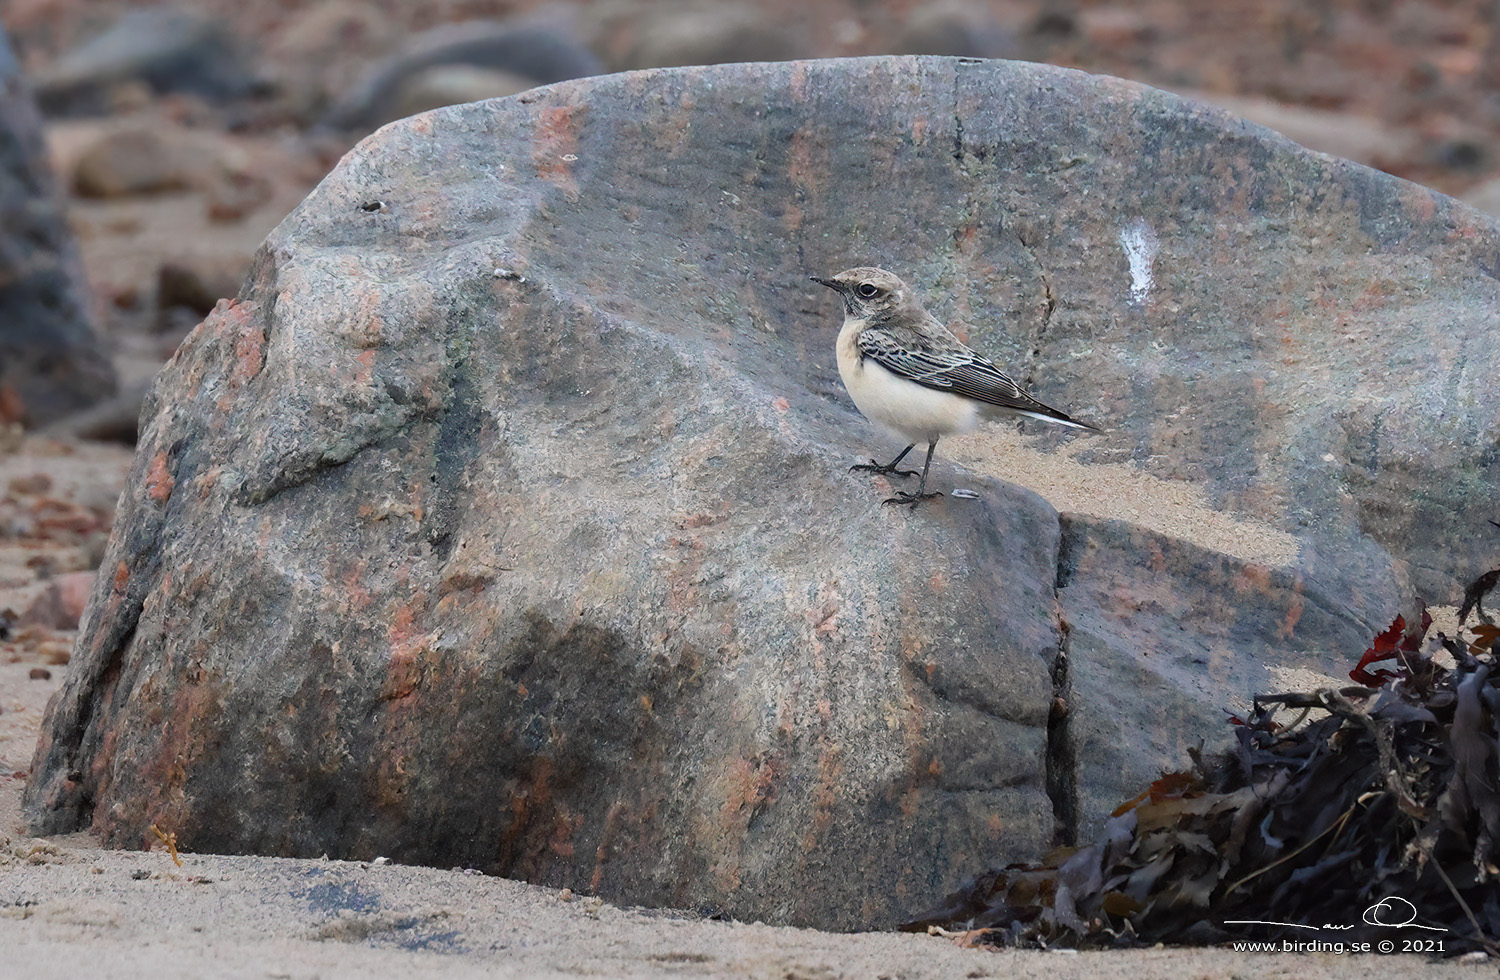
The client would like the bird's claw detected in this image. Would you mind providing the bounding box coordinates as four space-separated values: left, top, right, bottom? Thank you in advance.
850 460 919 479
882 491 944 508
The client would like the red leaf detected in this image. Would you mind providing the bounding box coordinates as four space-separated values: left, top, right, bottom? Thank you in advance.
1399 606 1432 654
1374 616 1404 653
1349 615 1405 686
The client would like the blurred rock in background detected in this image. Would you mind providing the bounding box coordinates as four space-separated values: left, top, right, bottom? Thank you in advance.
886 2 1024 60
31 8 259 117
593 2 813 72
322 16 603 132
0 23 115 429
1462 176 1500 216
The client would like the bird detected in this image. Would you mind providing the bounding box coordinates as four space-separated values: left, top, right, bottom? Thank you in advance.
810 267 1097 507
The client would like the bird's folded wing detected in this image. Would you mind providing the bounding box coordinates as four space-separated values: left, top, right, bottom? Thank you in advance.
857 327 1049 414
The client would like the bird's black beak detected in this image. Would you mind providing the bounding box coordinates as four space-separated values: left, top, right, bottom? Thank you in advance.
810 276 840 291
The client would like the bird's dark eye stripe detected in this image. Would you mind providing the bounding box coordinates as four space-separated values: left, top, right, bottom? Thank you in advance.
857 283 878 297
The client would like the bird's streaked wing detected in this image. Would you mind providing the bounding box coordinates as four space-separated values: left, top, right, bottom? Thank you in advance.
857 326 1093 428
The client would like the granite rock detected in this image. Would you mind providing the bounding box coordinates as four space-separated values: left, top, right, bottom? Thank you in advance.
1056 515 1403 839
25 57 1500 928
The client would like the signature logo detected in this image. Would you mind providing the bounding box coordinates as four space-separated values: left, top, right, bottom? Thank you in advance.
1227 895 1445 933
1360 896 1439 929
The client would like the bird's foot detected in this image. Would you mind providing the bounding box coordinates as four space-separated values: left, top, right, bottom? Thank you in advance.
851 460 919 479
882 490 944 508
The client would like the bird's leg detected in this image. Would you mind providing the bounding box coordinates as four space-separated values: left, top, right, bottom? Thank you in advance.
850 443 919 479
883 439 943 507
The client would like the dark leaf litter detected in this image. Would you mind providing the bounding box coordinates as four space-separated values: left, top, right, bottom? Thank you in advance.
904 568 1500 958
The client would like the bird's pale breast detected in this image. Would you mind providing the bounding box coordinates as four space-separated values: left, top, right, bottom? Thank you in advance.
836 321 980 443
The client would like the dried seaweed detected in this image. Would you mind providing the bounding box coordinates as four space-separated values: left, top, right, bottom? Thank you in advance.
1459 569 1500 626
903 583 1500 957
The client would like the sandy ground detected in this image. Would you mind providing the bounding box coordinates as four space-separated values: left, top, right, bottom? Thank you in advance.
1 689 1492 979
2 433 1491 978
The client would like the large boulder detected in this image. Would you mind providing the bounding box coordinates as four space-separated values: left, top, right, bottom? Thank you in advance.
0 25 115 426
25 57 1498 929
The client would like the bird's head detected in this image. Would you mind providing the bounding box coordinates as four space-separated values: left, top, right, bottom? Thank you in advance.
809 267 912 320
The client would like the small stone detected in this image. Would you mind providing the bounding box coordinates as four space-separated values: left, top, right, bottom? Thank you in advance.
1460 175 1500 217
7 473 53 496
19 571 95 631
70 126 216 199
156 258 246 317
1077 7 1156 48
39 642 72 666
205 173 274 224
269 0 397 64
324 19 601 132
609 5 811 71
33 9 257 116
29 667 52 680
387 65 536 121
891 4 1020 59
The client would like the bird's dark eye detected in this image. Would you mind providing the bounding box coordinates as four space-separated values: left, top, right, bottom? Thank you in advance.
857 283 879 298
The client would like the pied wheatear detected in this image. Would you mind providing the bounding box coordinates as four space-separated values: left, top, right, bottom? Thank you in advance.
811 267 1097 507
